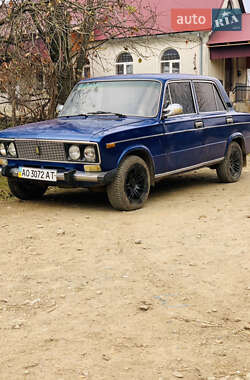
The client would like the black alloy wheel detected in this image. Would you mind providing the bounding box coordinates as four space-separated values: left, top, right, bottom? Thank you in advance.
107 155 150 211
124 163 148 203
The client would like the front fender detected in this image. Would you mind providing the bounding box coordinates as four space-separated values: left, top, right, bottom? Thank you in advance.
117 145 156 184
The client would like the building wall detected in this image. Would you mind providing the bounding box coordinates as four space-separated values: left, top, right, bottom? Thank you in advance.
90 32 225 83
88 0 244 85
221 0 241 8
203 34 225 83
235 57 247 85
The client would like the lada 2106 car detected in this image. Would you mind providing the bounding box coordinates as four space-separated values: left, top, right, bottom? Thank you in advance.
1 74 250 210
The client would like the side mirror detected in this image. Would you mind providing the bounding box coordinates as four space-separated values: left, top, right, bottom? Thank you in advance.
162 103 183 118
56 104 64 114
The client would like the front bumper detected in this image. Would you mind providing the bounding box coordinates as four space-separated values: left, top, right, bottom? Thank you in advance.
0 166 117 186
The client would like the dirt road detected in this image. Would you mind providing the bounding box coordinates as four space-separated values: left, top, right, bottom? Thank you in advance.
0 162 250 380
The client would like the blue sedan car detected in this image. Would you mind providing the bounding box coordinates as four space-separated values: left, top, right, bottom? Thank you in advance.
0 74 250 210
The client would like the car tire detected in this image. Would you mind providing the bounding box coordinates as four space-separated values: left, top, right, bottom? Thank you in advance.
8 178 48 200
216 141 243 183
107 155 150 211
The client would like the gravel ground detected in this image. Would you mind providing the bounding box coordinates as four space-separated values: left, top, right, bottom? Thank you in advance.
0 161 250 380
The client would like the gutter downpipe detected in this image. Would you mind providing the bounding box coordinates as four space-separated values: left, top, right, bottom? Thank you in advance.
198 32 203 75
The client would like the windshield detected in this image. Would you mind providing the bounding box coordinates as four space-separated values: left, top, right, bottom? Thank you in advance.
59 80 161 118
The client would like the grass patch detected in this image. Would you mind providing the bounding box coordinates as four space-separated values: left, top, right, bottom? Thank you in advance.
0 176 12 200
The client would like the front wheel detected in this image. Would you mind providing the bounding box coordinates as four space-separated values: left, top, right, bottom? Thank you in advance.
107 155 150 211
216 141 243 183
8 178 48 200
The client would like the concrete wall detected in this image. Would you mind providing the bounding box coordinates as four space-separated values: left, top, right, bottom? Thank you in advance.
0 94 12 117
234 102 250 112
234 57 247 85
200 33 224 83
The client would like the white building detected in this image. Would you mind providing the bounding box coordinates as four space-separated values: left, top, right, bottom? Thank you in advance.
87 0 250 109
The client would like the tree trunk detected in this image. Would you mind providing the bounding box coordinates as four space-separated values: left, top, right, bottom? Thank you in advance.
10 88 17 127
57 63 74 105
47 69 58 119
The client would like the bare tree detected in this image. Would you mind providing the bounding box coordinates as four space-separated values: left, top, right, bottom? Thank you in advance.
0 0 158 124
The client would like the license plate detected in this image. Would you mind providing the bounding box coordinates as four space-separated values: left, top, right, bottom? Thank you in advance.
18 167 57 182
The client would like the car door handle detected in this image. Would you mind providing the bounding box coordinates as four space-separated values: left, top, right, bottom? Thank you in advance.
226 117 233 124
194 121 203 128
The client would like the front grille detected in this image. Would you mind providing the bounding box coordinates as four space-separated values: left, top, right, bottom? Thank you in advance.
15 140 67 161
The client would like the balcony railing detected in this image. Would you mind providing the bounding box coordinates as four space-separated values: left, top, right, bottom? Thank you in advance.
233 85 250 103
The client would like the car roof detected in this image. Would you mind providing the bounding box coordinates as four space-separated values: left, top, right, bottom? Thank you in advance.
79 73 219 83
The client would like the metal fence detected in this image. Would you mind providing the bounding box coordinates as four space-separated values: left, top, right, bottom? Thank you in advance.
233 85 250 103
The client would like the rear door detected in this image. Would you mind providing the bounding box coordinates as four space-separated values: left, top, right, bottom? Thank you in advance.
192 81 229 162
162 81 206 173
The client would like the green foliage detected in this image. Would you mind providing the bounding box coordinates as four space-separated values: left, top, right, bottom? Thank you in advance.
126 5 137 14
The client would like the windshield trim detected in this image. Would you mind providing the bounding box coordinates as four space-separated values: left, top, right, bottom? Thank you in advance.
60 79 163 119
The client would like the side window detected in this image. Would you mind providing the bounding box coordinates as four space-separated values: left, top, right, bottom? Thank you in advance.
168 82 195 114
194 82 226 112
214 86 226 111
163 85 171 108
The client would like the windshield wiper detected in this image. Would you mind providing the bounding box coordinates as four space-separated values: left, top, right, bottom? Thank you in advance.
59 113 88 118
87 111 127 118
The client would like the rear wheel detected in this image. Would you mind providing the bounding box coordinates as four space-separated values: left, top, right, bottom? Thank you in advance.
216 141 243 183
8 178 48 200
107 155 150 211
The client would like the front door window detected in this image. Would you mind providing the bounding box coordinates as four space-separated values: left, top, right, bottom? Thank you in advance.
165 81 195 114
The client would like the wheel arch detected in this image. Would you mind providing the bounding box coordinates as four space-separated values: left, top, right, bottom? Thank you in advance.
117 146 155 185
227 133 247 167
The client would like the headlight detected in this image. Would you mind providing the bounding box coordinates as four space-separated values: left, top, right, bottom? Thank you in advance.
8 142 17 157
84 145 96 162
0 143 7 156
68 144 81 160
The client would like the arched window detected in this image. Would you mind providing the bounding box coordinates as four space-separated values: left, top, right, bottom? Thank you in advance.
116 52 133 75
161 49 180 74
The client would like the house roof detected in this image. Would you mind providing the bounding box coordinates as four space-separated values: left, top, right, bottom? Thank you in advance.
94 0 225 40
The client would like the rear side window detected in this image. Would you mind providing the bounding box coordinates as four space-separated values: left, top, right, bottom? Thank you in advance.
168 82 195 114
194 82 226 112
214 87 226 111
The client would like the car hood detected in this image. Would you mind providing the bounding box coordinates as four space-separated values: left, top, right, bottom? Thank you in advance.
0 116 150 141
